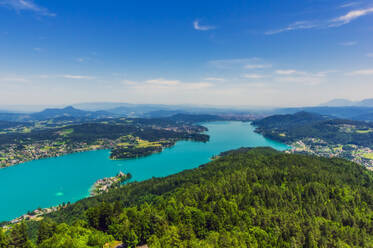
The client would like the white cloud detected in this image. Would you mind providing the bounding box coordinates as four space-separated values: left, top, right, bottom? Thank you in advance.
145 78 181 86
339 41 357 46
38 75 50 79
76 58 85 63
209 58 259 69
193 20 216 31
339 2 361 8
184 82 212 90
275 76 324 86
204 77 225 81
348 69 373 75
244 64 272 69
0 0 55 16
126 78 213 91
61 75 95 80
330 7 373 26
242 74 265 79
267 7 373 34
121 80 137 85
265 21 317 35
0 76 29 83
33 47 42 52
275 70 298 75
314 70 337 77
366 53 373 57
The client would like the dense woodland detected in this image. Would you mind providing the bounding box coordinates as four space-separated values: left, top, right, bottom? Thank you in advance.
1 147 372 247
253 112 373 148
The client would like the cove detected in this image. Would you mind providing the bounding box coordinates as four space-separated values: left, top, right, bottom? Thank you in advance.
0 121 289 221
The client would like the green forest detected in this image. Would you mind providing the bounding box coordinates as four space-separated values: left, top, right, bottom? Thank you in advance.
253 112 373 148
1 147 373 247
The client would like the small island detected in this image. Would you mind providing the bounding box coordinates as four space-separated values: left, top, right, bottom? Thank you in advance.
90 171 132 196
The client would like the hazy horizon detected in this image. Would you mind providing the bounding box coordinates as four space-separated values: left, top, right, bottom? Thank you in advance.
1 0 372 106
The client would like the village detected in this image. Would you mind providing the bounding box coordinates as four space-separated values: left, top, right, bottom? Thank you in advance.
288 138 373 170
0 139 114 168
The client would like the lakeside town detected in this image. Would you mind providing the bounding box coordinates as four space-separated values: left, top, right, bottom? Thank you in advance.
288 138 373 170
0 139 114 168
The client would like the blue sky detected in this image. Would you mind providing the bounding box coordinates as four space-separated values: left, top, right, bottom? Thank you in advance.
0 0 372 107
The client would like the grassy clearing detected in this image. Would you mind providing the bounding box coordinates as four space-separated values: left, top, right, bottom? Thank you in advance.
136 138 162 148
362 153 373 160
356 129 373 134
117 142 131 147
104 241 122 248
59 128 74 136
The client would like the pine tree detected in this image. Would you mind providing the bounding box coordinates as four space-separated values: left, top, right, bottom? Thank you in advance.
37 218 57 244
0 229 9 248
8 222 32 248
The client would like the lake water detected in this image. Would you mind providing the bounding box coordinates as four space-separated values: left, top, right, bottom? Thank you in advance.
0 121 289 221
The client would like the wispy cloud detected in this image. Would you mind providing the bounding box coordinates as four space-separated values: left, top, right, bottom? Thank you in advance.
275 70 299 75
348 69 373 75
204 77 225 81
193 20 216 31
61 75 95 80
265 21 317 35
330 7 373 26
244 64 272 69
121 80 137 85
339 2 361 8
339 41 357 46
367 53 373 57
0 0 55 16
242 74 265 79
126 78 213 91
209 58 260 69
146 78 180 86
275 76 324 86
266 7 373 34
0 76 29 83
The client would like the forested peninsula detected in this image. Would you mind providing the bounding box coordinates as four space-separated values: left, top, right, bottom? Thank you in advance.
0 115 211 168
253 112 373 169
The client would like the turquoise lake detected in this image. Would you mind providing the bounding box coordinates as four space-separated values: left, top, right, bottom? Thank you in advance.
0 121 289 221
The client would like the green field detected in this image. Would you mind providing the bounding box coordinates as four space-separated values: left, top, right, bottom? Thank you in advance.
362 152 373 160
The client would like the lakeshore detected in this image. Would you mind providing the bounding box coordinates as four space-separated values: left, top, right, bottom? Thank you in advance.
0 121 289 221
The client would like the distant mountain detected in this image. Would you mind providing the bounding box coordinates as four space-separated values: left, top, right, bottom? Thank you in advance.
359 98 373 107
143 110 188 118
321 98 373 107
30 106 113 120
166 113 223 123
321 98 355 107
74 102 250 117
253 111 327 129
73 102 178 112
0 104 65 113
275 106 373 122
0 106 116 122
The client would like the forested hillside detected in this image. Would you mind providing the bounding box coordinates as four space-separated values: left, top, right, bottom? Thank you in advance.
253 112 373 148
2 147 372 247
